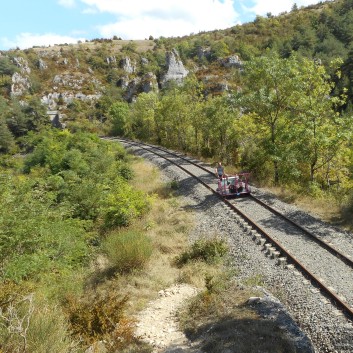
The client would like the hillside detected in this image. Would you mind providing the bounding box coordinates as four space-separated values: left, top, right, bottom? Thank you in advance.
1 0 353 197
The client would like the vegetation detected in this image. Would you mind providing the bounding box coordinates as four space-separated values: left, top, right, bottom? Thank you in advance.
0 130 153 351
2 1 353 349
176 237 228 267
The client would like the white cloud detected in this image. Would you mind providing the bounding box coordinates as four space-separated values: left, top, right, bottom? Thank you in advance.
58 0 76 8
79 0 239 39
0 33 85 50
246 0 320 17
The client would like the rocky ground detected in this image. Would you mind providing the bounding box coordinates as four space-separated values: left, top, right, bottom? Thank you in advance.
134 284 201 353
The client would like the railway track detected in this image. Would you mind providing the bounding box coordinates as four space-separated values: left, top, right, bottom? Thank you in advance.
105 137 353 322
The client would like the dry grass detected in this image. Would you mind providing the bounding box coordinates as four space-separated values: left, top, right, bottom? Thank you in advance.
263 186 343 225
32 39 155 53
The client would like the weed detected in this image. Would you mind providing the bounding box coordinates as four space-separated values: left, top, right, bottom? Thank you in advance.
175 238 228 267
65 290 128 344
103 230 153 274
243 274 264 287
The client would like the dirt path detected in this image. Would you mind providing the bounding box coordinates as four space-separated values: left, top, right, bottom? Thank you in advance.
134 284 201 353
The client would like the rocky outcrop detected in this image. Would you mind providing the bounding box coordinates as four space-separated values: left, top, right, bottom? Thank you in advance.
141 57 149 65
117 76 130 90
141 72 158 94
121 72 158 102
13 57 31 74
197 47 211 61
47 110 65 129
11 72 31 96
106 56 117 65
220 55 243 69
125 77 140 102
41 91 102 110
202 75 228 96
52 73 102 90
38 58 48 70
160 49 189 88
120 57 136 73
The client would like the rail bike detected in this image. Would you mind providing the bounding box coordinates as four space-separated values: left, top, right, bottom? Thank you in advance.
216 172 251 198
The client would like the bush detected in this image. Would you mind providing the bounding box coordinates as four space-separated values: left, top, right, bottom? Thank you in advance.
65 290 128 344
176 238 228 267
103 230 153 273
102 178 151 228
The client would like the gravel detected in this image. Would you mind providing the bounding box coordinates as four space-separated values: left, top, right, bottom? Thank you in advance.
122 142 353 353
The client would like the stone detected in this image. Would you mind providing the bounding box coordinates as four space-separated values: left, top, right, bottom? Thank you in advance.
220 55 243 69
160 49 189 88
11 72 31 96
121 56 136 73
38 58 48 70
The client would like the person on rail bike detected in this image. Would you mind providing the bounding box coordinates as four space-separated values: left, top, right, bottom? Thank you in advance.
215 162 225 180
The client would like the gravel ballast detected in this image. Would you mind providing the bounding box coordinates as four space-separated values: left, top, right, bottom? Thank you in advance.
122 142 353 353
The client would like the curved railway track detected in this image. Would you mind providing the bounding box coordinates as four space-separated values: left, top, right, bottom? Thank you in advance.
104 137 353 322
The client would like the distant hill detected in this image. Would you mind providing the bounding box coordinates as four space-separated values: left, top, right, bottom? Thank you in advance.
1 0 353 130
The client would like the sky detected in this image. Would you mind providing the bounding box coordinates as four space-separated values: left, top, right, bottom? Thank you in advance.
0 0 322 51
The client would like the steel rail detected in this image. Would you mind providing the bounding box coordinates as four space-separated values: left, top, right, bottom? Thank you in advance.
111 137 353 269
107 137 353 321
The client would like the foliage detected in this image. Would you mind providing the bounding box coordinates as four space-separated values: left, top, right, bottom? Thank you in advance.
102 178 151 228
0 117 16 153
0 173 92 282
236 52 349 185
176 238 228 267
103 230 153 273
0 129 150 282
0 57 18 76
108 101 131 136
65 290 129 344
6 98 49 138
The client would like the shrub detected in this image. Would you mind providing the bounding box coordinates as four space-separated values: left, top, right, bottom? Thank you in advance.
102 178 151 228
65 290 128 344
103 230 153 273
176 238 228 267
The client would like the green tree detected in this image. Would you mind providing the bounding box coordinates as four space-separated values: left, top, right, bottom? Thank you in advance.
0 118 16 153
131 92 158 141
108 101 131 136
290 58 348 182
238 52 299 184
0 57 18 76
202 95 240 163
157 87 192 151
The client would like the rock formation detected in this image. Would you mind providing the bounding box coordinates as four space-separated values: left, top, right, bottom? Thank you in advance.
160 49 189 88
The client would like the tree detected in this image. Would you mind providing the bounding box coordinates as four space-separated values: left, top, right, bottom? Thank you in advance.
289 58 348 183
156 87 192 151
0 118 15 153
0 57 17 76
131 92 158 141
238 52 299 184
108 101 131 136
202 95 240 163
